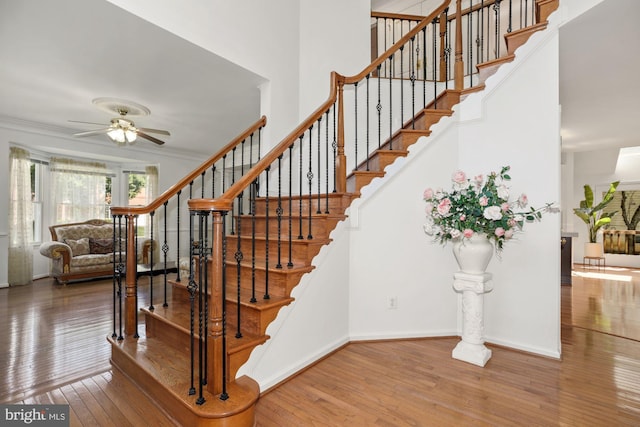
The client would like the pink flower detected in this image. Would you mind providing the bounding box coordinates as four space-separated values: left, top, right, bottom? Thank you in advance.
452 170 466 184
501 202 510 212
495 227 505 237
423 188 434 200
425 202 434 214
459 214 466 221
474 174 483 185
518 193 528 208
463 229 474 238
479 196 489 206
437 198 452 216
508 218 517 227
504 228 514 239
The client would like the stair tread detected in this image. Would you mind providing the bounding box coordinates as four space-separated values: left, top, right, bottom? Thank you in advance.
108 335 261 417
142 300 271 354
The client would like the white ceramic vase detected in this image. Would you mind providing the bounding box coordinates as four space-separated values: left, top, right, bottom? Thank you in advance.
452 233 494 274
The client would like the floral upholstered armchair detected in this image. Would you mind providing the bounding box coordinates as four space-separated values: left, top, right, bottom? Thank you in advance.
39 219 157 284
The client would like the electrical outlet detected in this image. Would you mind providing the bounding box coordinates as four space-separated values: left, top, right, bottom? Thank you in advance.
388 296 398 310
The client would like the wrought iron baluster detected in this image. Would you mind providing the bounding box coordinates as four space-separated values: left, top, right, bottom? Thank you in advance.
220 211 229 401
133 215 140 339
325 109 330 212
307 124 314 240
316 116 322 214
298 135 304 240
250 179 257 303
366 74 371 170
432 18 438 108
264 166 271 299
288 144 294 268
494 0 502 59
234 194 243 338
188 211 197 397
353 80 359 170
196 211 206 405
377 64 382 149
148 210 155 310
410 37 416 128
388 54 393 149
176 190 182 282
276 155 283 269
400 45 404 129
162 202 169 307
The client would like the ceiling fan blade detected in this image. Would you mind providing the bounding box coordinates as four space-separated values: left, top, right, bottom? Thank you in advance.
69 120 109 126
137 127 170 136
74 127 112 137
136 131 166 145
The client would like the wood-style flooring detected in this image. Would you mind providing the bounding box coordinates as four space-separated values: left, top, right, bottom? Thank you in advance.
1 265 639 426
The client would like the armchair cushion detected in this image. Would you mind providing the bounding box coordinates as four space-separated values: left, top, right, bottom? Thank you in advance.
64 238 90 256
89 238 114 254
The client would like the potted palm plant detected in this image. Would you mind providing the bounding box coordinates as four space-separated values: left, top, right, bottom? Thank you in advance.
573 181 619 257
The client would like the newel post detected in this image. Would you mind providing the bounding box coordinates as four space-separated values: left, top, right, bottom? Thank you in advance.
335 76 347 193
207 209 226 396
454 0 464 90
125 214 138 337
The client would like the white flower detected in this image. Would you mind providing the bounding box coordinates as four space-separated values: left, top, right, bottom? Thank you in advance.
450 229 462 239
497 184 509 200
483 205 503 220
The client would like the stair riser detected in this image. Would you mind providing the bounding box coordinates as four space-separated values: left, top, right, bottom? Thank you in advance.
235 216 342 240
225 299 291 336
224 264 307 298
252 194 352 216
109 339 258 427
145 313 248 379
225 236 326 265
412 110 453 131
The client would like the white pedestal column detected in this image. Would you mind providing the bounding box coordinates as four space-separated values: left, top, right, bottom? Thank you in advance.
452 272 493 367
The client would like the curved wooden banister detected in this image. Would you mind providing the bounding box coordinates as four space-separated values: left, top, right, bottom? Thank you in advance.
189 72 345 211
110 115 267 216
371 11 427 22
346 0 451 85
188 1 451 212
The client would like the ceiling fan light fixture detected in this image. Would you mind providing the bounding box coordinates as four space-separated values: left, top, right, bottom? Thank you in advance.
107 128 125 143
125 130 137 144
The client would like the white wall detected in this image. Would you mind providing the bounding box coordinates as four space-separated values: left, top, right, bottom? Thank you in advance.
298 0 371 120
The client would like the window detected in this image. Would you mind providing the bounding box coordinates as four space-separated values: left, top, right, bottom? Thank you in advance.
50 157 111 224
30 161 44 243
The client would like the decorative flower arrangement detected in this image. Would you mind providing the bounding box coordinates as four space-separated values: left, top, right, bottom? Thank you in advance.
423 166 554 251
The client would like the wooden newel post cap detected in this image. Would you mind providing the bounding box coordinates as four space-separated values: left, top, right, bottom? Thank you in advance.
188 198 233 212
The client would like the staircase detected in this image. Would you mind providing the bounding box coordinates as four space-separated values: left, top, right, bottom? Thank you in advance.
107 1 559 425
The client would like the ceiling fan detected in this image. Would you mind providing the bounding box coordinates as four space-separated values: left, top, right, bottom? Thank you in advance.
71 98 170 146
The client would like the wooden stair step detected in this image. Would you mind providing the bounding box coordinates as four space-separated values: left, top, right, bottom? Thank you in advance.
476 54 516 85
108 335 260 427
142 297 270 380
505 22 548 55
168 280 295 337
226 234 331 264
235 212 347 239
412 108 454 131
346 170 386 194
252 192 355 216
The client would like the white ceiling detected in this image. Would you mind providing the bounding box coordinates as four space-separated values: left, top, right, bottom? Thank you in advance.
0 0 264 158
559 0 640 152
0 0 638 158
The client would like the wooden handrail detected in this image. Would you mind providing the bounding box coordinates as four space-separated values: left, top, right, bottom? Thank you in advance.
188 0 452 212
189 72 345 211
110 115 267 216
371 11 426 22
346 0 452 85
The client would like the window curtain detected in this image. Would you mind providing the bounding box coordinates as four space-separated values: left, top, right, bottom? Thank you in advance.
50 158 108 224
145 166 159 238
8 147 33 286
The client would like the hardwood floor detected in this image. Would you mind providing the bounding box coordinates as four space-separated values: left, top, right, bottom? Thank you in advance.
2 265 639 426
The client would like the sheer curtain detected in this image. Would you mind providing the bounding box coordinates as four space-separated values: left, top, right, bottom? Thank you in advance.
9 147 33 286
50 157 108 224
